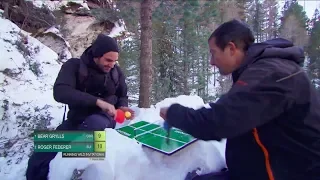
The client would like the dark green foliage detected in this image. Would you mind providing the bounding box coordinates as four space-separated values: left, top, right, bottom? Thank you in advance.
280 0 309 30
149 0 218 103
306 8 320 89
118 37 140 105
114 0 315 104
113 0 220 104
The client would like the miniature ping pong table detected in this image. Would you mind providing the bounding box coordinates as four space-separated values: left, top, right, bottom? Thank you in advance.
116 121 197 155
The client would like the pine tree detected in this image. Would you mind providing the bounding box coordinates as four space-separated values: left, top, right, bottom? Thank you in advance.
306 8 320 88
151 0 180 102
150 0 219 103
252 0 264 42
279 0 309 47
115 0 226 103
118 37 140 105
113 0 142 106
138 0 154 108
262 0 279 40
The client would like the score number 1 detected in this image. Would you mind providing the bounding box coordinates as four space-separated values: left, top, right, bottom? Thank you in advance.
94 131 106 152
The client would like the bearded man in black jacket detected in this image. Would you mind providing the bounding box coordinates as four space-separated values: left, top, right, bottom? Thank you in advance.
26 34 135 180
53 33 134 130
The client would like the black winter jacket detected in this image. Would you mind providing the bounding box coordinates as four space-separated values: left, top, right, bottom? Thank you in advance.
53 47 128 124
166 38 320 180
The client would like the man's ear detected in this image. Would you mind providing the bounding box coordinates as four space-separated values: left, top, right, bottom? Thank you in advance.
228 42 237 56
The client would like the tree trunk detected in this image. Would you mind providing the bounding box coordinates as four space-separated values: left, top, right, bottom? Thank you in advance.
3 2 9 19
138 0 153 108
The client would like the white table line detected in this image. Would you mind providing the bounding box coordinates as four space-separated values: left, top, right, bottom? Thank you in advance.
131 120 163 131
127 125 188 144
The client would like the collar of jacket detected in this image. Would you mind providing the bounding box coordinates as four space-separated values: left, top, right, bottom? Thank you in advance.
231 45 266 83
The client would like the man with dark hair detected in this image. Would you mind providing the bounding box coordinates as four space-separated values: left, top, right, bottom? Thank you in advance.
26 34 135 180
52 33 134 130
160 19 320 180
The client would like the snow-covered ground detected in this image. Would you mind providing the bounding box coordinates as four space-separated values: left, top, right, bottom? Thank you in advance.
49 95 226 180
0 10 65 179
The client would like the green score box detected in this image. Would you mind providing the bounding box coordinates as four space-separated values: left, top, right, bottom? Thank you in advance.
34 131 94 142
94 131 106 142
33 131 107 142
34 142 106 153
34 142 94 152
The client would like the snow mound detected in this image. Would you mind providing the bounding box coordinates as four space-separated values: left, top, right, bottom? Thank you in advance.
155 95 205 109
108 21 126 38
49 95 226 180
0 14 64 179
32 0 90 11
124 95 211 127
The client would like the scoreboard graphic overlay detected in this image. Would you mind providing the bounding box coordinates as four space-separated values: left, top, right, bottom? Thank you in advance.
33 131 106 158
116 121 197 155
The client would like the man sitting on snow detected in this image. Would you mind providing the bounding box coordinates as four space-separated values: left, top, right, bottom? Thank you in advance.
53 33 135 130
160 19 320 180
26 34 135 180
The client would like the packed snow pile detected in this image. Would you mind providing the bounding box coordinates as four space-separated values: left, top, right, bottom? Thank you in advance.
0 11 66 179
32 0 90 11
49 95 226 180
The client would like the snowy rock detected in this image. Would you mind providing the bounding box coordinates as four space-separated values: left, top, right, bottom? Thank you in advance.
30 0 126 59
0 15 64 179
50 129 225 180
32 0 90 12
32 26 72 63
61 14 126 58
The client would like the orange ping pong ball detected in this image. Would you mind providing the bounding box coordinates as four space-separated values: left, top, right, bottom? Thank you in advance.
125 111 131 119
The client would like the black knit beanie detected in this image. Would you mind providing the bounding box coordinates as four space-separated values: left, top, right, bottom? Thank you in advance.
91 34 119 58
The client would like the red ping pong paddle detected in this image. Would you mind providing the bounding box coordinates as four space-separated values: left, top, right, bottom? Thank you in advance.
115 109 125 123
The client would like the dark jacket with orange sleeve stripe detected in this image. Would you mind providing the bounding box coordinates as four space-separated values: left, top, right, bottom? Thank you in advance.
165 38 320 180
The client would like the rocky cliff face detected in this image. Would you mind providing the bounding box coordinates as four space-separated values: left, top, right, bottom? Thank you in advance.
30 0 126 59
61 14 104 58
